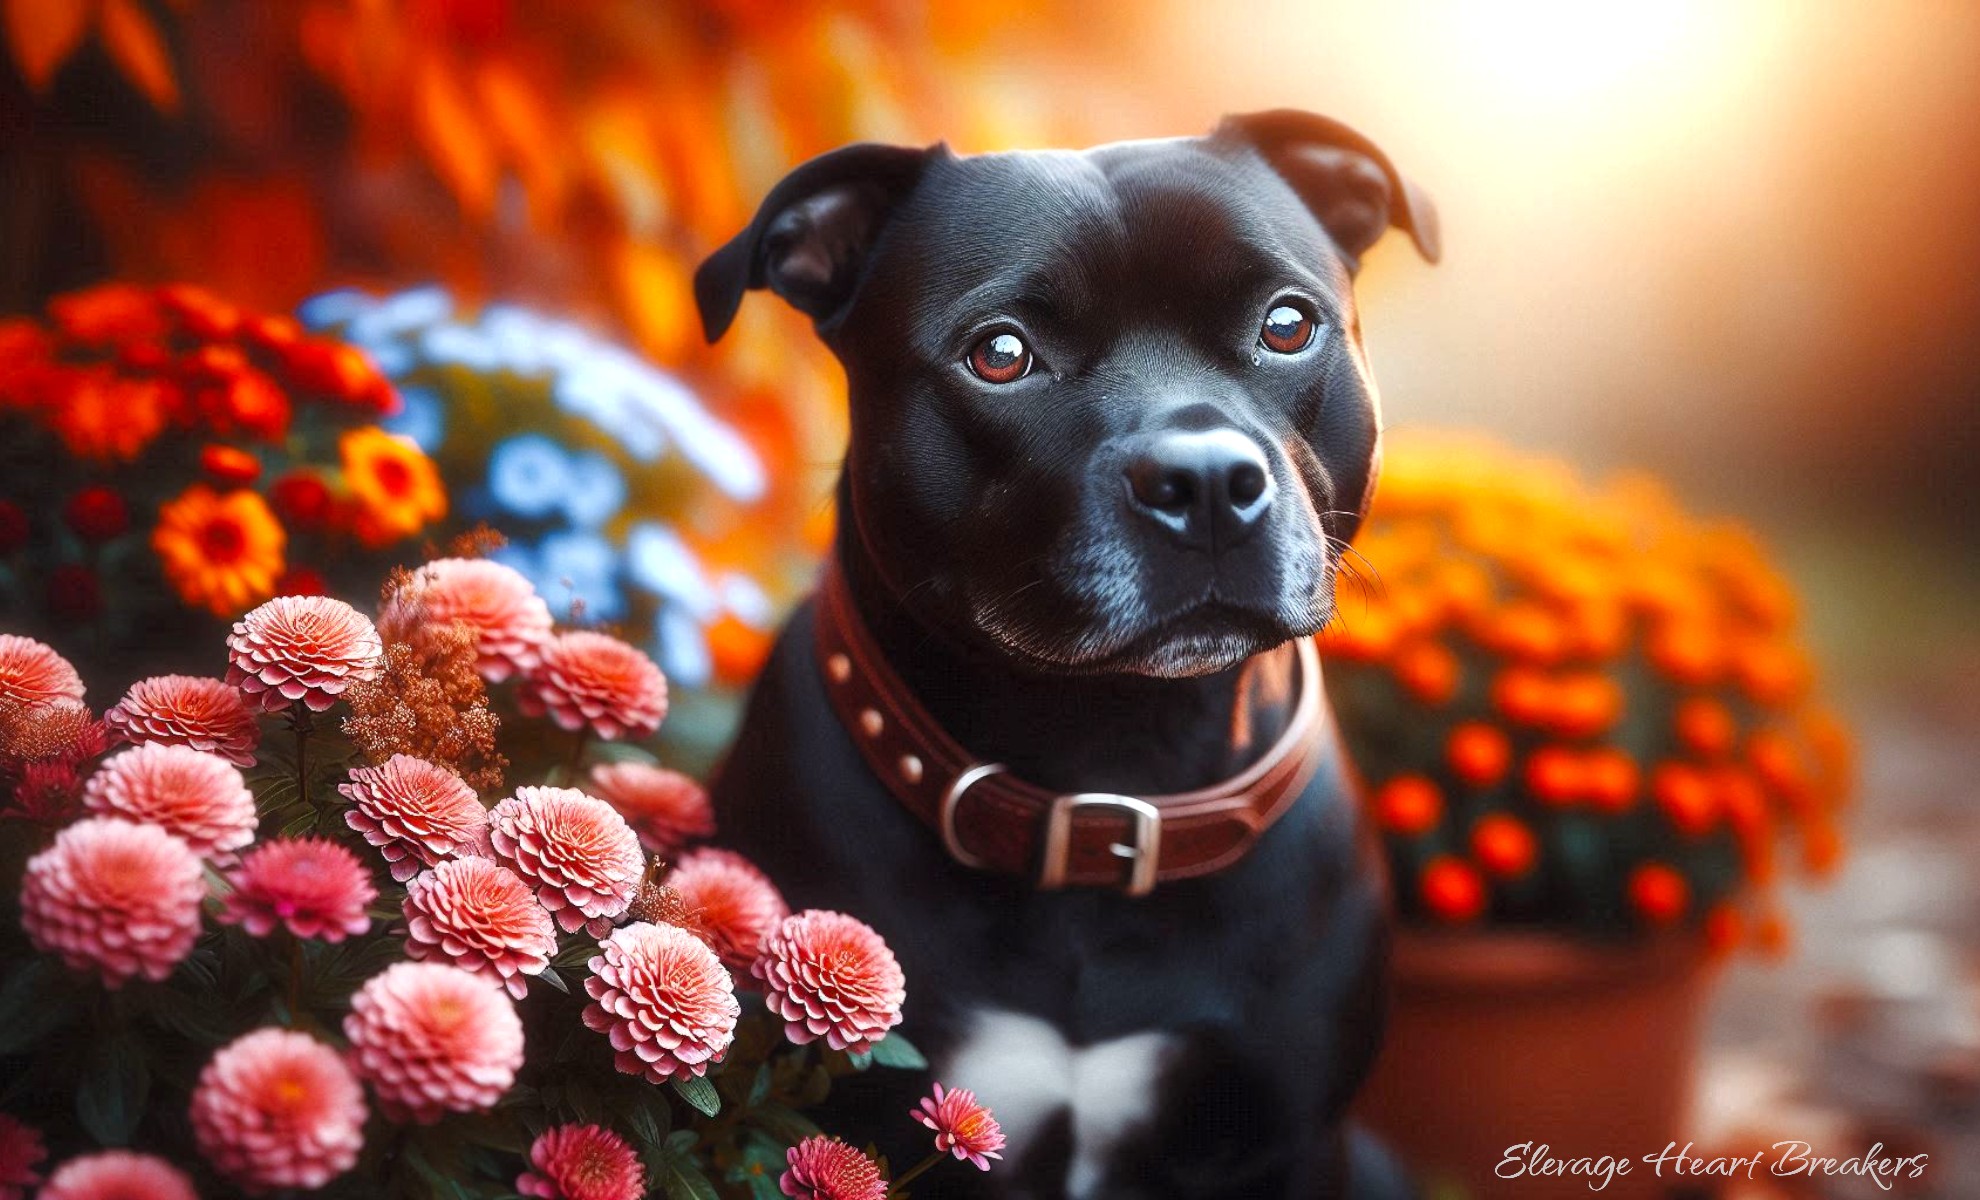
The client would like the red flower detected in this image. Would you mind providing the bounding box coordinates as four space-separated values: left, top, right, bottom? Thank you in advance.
665 847 788 977
20 817 205 988
227 595 383 713
276 339 399 415
489 786 644 935
340 754 489 882
0 635 85 709
587 762 714 857
202 444 264 485
581 921 739 1083
105 674 261 765
518 631 668 742
62 486 128 543
218 838 376 942
82 742 258 862
190 1027 366 1193
157 283 244 340
403 856 556 999
753 911 906 1053
779 1137 886 1200
48 283 173 344
343 962 524 1123
37 1151 196 1200
517 1124 646 1200
275 567 329 597
270 472 334 530
913 1082 1006 1170
0 1112 45 1200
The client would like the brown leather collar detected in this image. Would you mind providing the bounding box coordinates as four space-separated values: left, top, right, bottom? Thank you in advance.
812 561 1327 896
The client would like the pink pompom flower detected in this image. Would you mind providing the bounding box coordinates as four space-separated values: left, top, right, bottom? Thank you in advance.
666 847 788 977
38 1151 197 1200
517 1124 647 1200
20 817 204 987
81 741 257 861
343 961 524 1123
218 837 376 942
340 754 488 882
914 1082 1007 1170
779 1136 887 1200
518 631 667 741
753 911 906 1054
489 786 643 935
0 1113 45 1200
227 595 383 713
381 557 553 682
403 856 556 999
190 1027 367 1193
0 634 85 709
582 921 739 1084
587 761 714 857
103 674 260 765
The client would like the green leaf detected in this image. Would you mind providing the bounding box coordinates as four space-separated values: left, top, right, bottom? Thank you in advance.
75 1035 150 1146
655 1153 722 1200
665 1130 698 1155
746 1063 772 1107
671 1075 721 1118
536 966 569 995
867 1032 928 1071
748 1103 823 1145
845 1047 874 1070
589 741 661 767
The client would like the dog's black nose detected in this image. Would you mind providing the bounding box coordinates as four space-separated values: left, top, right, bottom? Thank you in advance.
1123 428 1276 551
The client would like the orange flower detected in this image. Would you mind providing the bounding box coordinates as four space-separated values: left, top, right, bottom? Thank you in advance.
47 370 170 462
1626 863 1690 927
1470 814 1537 878
1445 722 1511 788
1372 775 1443 836
152 485 286 617
340 427 445 547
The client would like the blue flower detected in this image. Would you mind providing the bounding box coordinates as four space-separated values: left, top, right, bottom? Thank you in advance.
626 522 716 619
296 288 374 330
536 531 625 621
487 435 571 518
654 606 712 688
561 452 628 529
383 385 446 452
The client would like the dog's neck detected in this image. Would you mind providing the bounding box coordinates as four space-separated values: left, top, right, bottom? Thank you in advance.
832 529 1301 797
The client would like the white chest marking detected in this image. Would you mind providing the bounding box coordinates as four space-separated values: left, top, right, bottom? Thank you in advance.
943 1009 1180 1200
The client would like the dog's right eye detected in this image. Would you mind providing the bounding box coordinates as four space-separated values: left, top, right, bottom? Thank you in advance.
967 332 1033 384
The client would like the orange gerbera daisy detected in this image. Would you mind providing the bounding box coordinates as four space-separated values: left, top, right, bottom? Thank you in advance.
152 486 286 616
340 427 445 547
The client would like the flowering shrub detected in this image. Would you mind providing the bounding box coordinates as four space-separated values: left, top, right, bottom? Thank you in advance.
0 552 997 1198
1324 436 1853 952
0 282 446 686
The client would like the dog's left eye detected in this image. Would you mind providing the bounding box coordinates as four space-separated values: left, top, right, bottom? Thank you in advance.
967 332 1033 384
1259 303 1315 354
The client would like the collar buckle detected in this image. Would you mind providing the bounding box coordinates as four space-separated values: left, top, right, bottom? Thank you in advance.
1038 792 1164 897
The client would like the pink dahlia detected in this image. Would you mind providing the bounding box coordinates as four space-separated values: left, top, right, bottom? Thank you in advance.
81 741 257 861
104 674 260 765
38 1151 197 1200
0 1113 44 1200
404 857 556 999
779 1137 887 1200
587 761 714 857
20 817 204 987
340 754 488 881
343 961 524 1123
914 1082 1007 1170
489 786 643 935
581 921 739 1083
518 631 667 741
666 847 788 976
0 634 85 709
218 837 375 942
382 557 552 682
517 1124 647 1200
753 911 905 1053
190 1027 366 1193
226 595 383 713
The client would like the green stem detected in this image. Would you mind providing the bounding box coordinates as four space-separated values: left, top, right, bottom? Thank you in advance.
285 933 303 1023
889 1152 945 1196
567 727 590 773
291 704 314 807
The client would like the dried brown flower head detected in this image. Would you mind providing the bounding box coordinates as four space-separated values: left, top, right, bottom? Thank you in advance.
342 570 505 791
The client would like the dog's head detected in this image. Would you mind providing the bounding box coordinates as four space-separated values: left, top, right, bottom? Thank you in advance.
697 110 1438 677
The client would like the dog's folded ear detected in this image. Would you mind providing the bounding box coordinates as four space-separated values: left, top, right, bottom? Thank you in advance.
695 142 943 342
1215 110 1440 268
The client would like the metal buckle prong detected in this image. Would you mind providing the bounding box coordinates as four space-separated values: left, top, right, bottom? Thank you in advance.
1038 792 1163 897
939 763 1007 871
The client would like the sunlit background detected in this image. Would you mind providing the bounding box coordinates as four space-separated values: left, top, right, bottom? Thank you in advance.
4 0 1977 1194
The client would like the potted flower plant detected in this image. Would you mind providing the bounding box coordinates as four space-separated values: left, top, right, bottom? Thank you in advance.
1323 435 1853 1200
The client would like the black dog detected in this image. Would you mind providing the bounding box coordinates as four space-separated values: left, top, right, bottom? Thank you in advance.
697 110 1438 1199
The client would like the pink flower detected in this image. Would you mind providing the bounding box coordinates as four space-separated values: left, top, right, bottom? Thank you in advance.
518 631 667 741
914 1082 1006 1170
0 1113 45 1200
227 595 383 713
403 857 556 999
340 754 488 882
753 911 905 1054
0 634 85 709
517 1124 647 1200
190 1027 366 1193
20 817 204 987
489 786 643 935
381 557 553 682
81 741 257 861
38 1151 196 1200
587 762 714 857
666 847 788 976
104 674 260 765
779 1137 886 1200
343 961 524 1123
582 921 739 1083
218 838 375 942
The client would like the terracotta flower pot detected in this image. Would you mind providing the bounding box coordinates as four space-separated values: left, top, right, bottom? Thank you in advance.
1356 930 1717 1199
